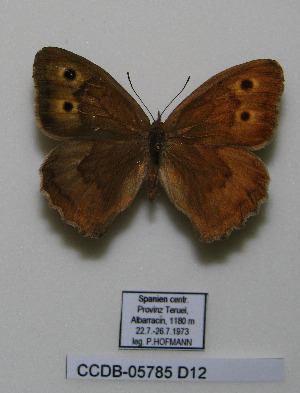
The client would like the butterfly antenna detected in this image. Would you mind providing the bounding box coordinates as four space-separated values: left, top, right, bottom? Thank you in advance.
161 76 191 117
127 72 155 121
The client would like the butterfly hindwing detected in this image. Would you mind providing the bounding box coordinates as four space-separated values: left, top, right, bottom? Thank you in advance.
41 138 146 237
159 144 269 241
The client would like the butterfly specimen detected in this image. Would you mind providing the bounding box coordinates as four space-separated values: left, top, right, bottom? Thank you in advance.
33 47 284 242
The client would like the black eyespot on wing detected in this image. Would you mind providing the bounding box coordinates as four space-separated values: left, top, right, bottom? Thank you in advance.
64 68 77 80
241 111 250 121
241 79 253 90
63 102 73 112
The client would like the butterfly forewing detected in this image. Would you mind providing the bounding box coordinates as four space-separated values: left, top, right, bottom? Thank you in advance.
33 47 150 139
163 59 283 149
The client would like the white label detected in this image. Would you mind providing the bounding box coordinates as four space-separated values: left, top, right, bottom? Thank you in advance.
119 291 207 349
67 356 284 382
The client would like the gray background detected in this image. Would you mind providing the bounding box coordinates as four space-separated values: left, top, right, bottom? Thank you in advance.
1 1 299 392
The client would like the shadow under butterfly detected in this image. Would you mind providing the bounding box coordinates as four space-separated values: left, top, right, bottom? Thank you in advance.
33 47 284 242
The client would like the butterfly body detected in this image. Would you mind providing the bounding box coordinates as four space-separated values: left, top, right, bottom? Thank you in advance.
146 114 165 200
34 47 283 241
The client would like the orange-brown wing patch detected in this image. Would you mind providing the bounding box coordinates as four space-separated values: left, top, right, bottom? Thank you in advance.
164 60 283 150
159 143 269 241
41 138 146 237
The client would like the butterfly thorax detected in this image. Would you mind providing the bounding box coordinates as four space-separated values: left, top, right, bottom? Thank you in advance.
147 114 165 201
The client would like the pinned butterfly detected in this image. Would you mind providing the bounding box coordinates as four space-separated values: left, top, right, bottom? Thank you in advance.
33 47 284 241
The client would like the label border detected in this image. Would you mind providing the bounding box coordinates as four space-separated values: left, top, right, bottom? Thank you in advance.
119 291 208 350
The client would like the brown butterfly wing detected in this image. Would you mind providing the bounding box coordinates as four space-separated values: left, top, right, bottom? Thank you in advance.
160 145 269 241
34 47 149 237
164 59 283 149
33 47 150 139
160 60 284 241
41 139 146 237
